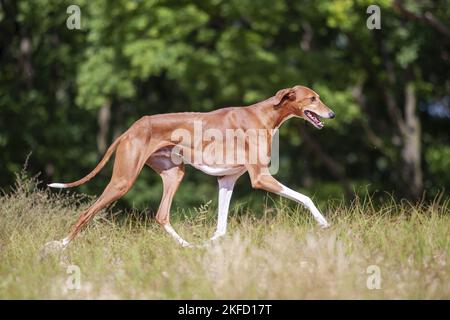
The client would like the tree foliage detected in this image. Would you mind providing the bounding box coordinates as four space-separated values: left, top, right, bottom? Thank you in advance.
0 0 448 209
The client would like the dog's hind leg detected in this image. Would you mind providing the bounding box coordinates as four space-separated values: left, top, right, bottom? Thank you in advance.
147 151 189 246
44 134 155 252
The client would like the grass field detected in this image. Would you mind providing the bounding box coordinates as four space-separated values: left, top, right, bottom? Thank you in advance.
0 173 449 299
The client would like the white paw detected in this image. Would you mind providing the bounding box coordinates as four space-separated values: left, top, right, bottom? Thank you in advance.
210 232 225 242
194 234 225 249
180 241 193 248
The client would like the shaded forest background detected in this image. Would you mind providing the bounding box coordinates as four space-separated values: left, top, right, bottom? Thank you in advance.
0 0 449 211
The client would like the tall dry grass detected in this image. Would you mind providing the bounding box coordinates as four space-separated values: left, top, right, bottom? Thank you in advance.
0 172 449 299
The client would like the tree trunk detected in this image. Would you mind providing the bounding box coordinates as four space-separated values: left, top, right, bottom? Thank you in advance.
400 81 423 198
375 32 423 199
96 101 111 154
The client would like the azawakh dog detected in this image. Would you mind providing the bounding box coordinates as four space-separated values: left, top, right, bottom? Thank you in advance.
46 85 335 249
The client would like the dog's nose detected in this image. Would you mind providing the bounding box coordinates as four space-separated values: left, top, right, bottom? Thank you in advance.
328 111 335 119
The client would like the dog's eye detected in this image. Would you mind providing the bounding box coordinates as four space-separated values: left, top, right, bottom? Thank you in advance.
310 97 316 102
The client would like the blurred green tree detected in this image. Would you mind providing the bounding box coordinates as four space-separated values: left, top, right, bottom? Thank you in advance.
0 0 448 210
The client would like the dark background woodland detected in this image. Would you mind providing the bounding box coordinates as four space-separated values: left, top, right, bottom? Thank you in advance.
0 0 449 211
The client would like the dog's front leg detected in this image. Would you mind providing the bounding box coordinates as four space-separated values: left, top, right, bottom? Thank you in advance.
276 184 330 227
246 165 330 228
210 173 243 241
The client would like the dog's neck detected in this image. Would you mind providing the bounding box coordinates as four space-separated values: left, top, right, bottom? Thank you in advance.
249 99 295 130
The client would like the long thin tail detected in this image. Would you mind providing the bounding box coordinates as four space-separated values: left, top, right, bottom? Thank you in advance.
48 134 124 189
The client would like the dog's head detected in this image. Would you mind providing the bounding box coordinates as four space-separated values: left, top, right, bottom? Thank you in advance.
272 85 335 129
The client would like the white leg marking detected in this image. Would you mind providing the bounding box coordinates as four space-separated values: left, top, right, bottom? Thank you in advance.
210 173 241 241
48 183 67 188
163 224 191 247
277 184 330 227
61 237 70 247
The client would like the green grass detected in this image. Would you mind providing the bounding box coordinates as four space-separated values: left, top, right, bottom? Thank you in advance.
0 173 449 299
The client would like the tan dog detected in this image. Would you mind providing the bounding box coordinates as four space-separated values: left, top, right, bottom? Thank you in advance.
47 85 335 248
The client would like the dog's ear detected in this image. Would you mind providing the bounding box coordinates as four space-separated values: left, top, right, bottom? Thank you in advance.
272 88 295 106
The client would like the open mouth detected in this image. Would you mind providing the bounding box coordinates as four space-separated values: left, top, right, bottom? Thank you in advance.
304 110 324 129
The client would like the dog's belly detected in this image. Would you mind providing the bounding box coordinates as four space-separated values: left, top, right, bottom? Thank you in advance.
190 163 245 176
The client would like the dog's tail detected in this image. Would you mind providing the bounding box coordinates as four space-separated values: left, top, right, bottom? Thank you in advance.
48 134 124 189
